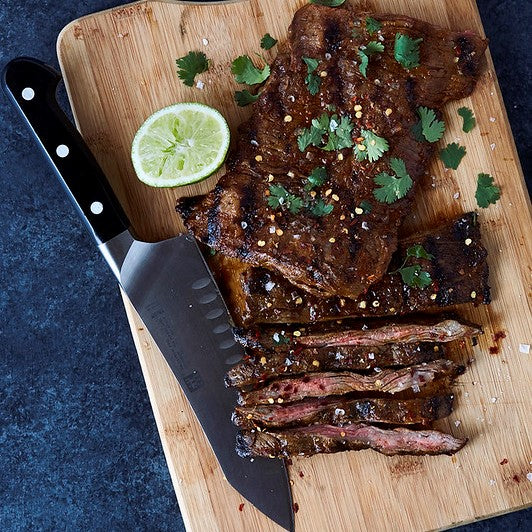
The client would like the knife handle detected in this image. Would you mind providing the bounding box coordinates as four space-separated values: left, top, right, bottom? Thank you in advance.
2 57 130 245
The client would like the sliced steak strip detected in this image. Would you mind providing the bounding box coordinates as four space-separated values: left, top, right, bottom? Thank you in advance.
177 4 487 299
237 423 467 457
296 319 481 348
233 395 453 429
214 213 490 326
226 342 443 388
239 360 464 405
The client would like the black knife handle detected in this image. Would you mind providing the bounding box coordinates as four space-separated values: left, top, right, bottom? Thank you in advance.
2 57 130 245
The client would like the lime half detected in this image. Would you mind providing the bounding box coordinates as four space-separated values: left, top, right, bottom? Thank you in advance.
131 102 230 187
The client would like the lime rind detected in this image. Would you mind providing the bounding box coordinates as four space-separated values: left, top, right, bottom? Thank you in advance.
131 102 230 188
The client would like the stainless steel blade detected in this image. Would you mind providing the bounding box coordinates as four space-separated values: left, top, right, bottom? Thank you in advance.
102 231 294 531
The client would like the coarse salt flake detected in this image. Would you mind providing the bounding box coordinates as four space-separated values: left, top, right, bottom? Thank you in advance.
490 143 496 150
202 38 209 46
490 397 497 403
527 472 532 482
453 192 460 199
454 420 461 427
334 408 346 416
196 80 205 90
265 281 276 292
519 343 530 354
489 117 496 122
489 479 496 486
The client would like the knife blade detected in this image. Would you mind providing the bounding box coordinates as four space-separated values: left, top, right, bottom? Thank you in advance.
3 57 294 531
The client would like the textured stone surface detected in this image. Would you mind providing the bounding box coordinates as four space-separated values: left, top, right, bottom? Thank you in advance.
0 0 529 530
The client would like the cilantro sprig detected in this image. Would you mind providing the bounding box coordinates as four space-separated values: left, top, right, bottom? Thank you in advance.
373 157 413 203
310 198 334 217
394 33 423 69
260 33 278 50
415 106 445 143
305 166 328 190
298 113 354 152
358 41 384 78
392 245 434 288
267 184 304 214
235 90 259 107
354 129 389 162
475 173 501 208
303 57 321 95
365 17 382 35
458 107 476 133
176 51 209 87
440 142 466 169
231 55 270 85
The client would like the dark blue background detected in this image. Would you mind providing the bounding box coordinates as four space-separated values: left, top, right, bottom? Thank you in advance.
0 1 530 530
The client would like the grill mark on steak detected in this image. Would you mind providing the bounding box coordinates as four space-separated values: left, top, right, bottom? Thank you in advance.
211 213 490 326
176 4 487 299
225 342 443 388
233 395 454 429
237 423 467 458
238 360 464 405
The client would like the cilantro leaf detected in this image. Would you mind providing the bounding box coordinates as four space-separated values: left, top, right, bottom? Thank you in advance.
267 184 304 214
458 107 476 133
306 166 328 190
260 33 278 50
323 115 354 151
475 173 501 208
365 17 382 35
358 41 384 78
394 33 423 69
310 198 334 217
309 0 346 6
298 112 353 152
235 89 259 107
418 106 445 143
272 332 290 345
176 51 209 87
399 265 432 288
440 142 466 169
303 57 321 95
406 244 434 260
359 200 372 213
297 124 323 151
373 157 413 203
354 129 389 162
231 55 270 85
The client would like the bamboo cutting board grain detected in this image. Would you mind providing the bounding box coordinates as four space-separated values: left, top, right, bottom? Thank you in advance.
57 1 532 530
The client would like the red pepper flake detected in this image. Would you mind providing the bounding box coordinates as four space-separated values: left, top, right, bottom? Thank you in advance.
493 330 506 342
293 502 299 513
286 458 293 466
239 503 245 512
299 471 304 478
500 458 508 465
489 346 500 355
513 474 520 483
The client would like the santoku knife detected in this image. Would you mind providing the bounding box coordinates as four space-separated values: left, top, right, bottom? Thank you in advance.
3 57 294 531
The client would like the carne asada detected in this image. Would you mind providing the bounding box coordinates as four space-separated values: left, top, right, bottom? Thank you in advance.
237 423 467 457
239 359 464 405
226 342 443 388
295 319 481 348
213 213 490 325
177 3 487 299
233 395 454 428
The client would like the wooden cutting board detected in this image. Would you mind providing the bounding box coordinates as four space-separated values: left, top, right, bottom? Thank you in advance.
57 1 532 530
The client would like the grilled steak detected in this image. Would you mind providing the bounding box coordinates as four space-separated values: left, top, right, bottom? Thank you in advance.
233 395 453 429
237 424 467 457
177 4 487 299
226 342 443 388
214 213 490 325
238 360 464 405
295 319 481 348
